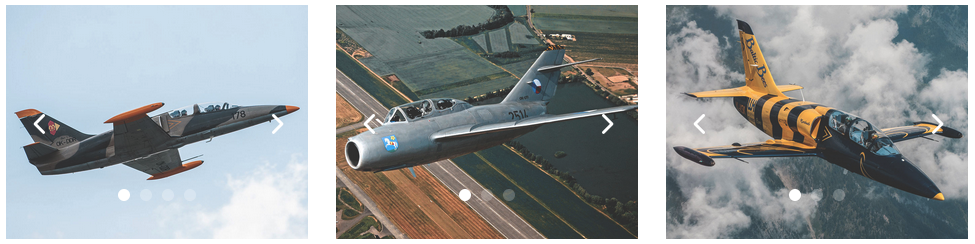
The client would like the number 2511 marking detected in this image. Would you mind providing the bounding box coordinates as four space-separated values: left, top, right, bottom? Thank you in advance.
508 109 527 120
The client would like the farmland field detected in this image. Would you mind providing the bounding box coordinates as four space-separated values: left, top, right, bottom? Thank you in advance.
549 32 638 71
488 29 509 53
337 132 503 239
472 34 488 53
338 6 513 101
508 22 538 45
336 49 409 108
421 76 517 100
384 48 509 91
500 59 537 78
531 5 637 18
336 94 363 128
533 17 637 35
466 146 636 238
508 5 527 16
451 150 583 239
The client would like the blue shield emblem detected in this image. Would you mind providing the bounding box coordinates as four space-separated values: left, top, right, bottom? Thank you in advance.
382 135 399 152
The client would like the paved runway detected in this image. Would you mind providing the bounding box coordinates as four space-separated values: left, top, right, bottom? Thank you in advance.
336 69 544 239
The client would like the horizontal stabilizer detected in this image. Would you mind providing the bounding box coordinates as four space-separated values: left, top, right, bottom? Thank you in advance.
778 85 803 92
537 58 601 73
674 139 819 167
24 142 58 160
685 87 751 98
882 122 963 143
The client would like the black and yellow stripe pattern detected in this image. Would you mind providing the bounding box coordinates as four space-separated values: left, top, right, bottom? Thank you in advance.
734 95 833 147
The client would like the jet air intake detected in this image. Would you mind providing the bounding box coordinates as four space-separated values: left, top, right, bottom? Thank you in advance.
345 140 361 169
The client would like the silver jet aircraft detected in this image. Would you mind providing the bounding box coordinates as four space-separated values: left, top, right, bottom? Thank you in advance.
16 102 299 180
345 45 638 175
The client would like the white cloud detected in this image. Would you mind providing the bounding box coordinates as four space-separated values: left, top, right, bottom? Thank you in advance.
667 6 967 238
155 153 308 238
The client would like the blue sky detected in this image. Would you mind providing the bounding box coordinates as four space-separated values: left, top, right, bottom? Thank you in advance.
6 6 308 238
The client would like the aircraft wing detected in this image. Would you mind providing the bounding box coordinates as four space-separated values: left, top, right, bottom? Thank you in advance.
105 103 172 158
123 149 182 175
673 140 819 166
881 122 963 143
122 148 204 180
433 105 638 140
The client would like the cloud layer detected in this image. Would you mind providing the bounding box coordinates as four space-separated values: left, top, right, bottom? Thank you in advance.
667 6 967 238
155 154 308 238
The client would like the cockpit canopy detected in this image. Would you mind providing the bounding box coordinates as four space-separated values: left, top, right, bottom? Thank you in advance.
167 102 239 118
385 98 471 123
827 110 900 156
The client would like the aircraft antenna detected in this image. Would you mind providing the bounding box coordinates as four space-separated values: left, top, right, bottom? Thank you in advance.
733 158 750 164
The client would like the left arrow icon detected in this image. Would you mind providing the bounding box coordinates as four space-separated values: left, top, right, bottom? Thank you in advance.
34 114 46 134
694 114 706 134
364 114 376 134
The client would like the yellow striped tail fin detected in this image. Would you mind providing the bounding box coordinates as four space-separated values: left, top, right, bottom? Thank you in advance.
737 20 783 96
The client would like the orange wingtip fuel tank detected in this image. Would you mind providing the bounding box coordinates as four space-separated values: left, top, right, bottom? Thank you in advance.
286 105 300 113
147 160 203 180
15 109 42 118
105 102 164 124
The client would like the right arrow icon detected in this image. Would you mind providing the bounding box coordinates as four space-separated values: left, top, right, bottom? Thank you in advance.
601 114 613 134
932 114 943 134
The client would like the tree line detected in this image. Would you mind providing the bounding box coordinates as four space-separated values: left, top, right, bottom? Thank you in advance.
420 6 514 39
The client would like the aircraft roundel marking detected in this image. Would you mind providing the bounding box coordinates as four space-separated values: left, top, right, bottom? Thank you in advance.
383 135 398 152
48 121 60 135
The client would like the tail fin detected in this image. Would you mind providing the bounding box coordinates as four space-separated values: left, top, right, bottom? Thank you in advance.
502 45 600 103
737 20 783 96
16 109 93 148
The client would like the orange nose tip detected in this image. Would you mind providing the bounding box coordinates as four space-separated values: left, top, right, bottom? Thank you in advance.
286 106 300 113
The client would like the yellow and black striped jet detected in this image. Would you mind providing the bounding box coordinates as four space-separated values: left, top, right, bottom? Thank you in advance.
673 20 963 201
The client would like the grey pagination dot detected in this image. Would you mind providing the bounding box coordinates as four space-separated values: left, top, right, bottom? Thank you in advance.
502 189 515 201
140 189 152 201
833 189 846 201
480 189 493 202
185 189 197 201
162 189 174 201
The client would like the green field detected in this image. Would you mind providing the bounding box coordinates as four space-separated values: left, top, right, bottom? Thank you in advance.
421 76 517 100
552 31 638 65
338 216 382 239
488 29 510 53
508 22 539 45
384 48 507 92
471 34 488 53
500 59 537 78
454 146 636 238
339 187 363 212
336 49 409 108
534 17 637 35
509 5 527 16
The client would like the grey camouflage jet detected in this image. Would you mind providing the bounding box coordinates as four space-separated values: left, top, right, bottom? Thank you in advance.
344 46 638 176
16 102 299 180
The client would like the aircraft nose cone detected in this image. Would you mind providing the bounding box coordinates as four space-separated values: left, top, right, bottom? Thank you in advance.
889 157 943 200
286 105 300 113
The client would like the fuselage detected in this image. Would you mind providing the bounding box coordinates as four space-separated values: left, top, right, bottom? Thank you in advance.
35 104 295 175
731 92 941 199
346 99 546 172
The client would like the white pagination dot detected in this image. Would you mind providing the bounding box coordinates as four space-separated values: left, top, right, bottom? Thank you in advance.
185 189 197 201
118 189 130 201
458 189 471 201
162 189 174 201
789 189 801 201
140 189 152 201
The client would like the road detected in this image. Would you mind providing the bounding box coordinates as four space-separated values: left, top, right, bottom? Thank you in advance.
336 69 544 239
